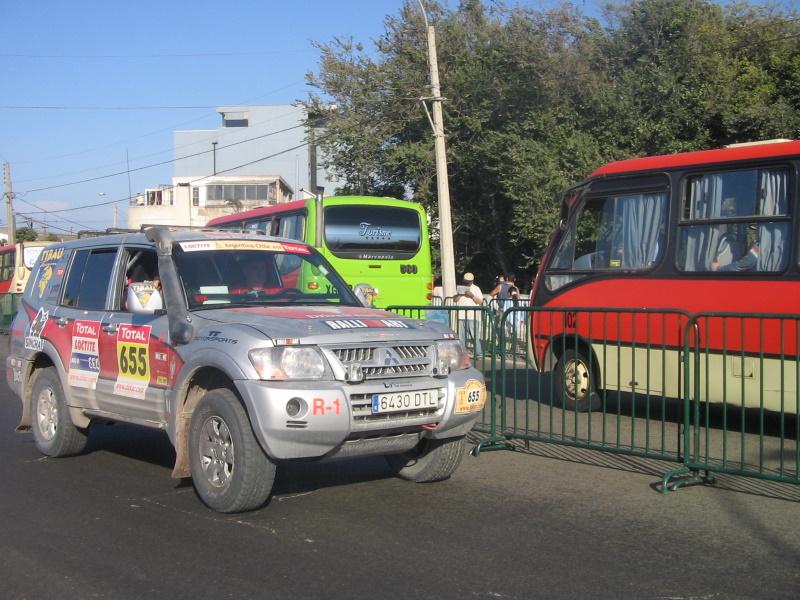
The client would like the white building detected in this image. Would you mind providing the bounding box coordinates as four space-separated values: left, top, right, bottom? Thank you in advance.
128 104 337 229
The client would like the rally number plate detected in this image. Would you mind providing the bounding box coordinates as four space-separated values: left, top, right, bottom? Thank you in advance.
371 389 438 414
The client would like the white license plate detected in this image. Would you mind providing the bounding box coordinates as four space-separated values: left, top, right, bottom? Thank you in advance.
371 389 438 414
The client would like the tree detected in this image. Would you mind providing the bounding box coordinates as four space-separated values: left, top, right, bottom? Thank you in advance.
307 0 800 285
15 227 38 242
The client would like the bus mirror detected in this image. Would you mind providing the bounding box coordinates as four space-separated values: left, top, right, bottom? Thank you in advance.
353 283 378 307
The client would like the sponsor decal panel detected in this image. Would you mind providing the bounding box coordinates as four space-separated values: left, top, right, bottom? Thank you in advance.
324 319 409 330
114 324 152 399
69 320 101 389
24 307 49 351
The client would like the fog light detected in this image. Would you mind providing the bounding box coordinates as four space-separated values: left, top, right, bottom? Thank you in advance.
286 397 306 418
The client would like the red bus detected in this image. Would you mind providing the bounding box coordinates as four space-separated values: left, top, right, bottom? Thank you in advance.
530 140 800 412
0 241 53 294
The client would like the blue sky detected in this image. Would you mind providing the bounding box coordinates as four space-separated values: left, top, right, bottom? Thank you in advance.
0 0 772 234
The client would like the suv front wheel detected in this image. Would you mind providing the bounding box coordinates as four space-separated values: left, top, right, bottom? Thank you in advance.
385 436 466 482
189 388 275 513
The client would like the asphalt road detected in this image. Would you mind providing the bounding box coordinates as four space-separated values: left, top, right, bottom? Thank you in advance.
1 346 799 600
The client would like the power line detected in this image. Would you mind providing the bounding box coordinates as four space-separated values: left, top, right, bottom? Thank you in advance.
12 81 306 167
1 49 315 59
21 124 305 194
14 106 305 184
20 139 314 217
0 105 213 110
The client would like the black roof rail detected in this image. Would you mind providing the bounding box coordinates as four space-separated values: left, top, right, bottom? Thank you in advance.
76 228 137 239
138 223 269 235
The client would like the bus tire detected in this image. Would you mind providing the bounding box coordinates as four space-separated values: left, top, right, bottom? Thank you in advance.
31 367 88 457
555 348 600 412
189 389 275 513
385 436 466 482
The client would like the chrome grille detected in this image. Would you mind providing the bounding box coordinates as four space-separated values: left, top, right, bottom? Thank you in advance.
330 344 432 379
332 347 375 363
349 393 440 422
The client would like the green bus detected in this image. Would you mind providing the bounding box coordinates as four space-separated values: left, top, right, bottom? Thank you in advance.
206 195 432 307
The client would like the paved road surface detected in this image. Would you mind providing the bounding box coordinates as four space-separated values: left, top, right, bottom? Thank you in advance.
1 347 798 599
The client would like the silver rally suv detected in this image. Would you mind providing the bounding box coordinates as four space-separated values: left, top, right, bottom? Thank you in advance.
7 228 486 512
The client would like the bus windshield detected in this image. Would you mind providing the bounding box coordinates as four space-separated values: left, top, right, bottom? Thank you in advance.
323 205 421 259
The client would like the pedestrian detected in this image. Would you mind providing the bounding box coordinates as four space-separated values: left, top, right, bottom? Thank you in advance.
490 273 520 338
454 272 484 357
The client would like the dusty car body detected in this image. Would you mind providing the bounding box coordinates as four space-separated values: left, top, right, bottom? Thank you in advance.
6 228 486 512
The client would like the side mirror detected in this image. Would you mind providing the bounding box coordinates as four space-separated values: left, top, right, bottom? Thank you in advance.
353 283 378 307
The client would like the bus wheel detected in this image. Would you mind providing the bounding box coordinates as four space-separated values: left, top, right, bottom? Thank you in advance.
555 348 600 412
189 389 275 513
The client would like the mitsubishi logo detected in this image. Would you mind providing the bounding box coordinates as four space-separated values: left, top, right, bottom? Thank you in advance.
382 348 401 366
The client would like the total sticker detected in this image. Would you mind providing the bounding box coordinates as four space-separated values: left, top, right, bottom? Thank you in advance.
114 324 152 399
455 379 486 414
68 320 100 389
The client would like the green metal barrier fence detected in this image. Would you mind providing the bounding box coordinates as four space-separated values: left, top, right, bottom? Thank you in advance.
663 312 799 490
479 306 692 466
0 292 21 333
389 303 799 492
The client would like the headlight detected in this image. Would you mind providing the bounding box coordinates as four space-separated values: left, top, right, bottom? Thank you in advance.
435 339 471 372
249 346 327 380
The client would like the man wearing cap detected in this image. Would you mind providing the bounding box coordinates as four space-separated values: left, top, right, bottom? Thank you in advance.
455 272 484 357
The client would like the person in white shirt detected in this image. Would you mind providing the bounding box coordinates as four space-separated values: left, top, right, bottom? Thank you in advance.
454 272 483 357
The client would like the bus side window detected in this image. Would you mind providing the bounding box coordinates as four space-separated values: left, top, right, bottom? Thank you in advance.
277 214 306 241
678 167 790 272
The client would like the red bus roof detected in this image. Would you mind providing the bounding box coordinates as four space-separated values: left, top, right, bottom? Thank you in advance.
591 140 800 177
206 199 309 226
0 244 15 253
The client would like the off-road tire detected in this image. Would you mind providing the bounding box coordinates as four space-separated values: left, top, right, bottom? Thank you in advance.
385 436 467 483
189 388 275 513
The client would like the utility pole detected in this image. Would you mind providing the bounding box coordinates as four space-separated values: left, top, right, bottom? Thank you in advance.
420 5 457 297
3 162 16 245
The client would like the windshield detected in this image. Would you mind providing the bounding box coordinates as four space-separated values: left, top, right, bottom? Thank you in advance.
323 205 421 259
173 240 360 309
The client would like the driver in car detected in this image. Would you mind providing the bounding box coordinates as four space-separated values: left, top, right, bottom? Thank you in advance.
231 256 282 295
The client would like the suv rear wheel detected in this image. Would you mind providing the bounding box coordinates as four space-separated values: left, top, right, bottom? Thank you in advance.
31 367 88 457
189 388 275 513
385 436 466 482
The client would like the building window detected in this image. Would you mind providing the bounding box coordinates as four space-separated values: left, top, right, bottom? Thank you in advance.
222 111 249 128
206 184 270 204
192 187 200 207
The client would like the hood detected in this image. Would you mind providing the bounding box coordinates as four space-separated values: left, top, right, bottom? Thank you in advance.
193 304 443 343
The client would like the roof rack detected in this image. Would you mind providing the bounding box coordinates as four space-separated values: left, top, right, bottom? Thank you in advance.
138 224 269 235
77 228 138 239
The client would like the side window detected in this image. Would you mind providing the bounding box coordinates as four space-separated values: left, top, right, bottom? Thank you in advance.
0 250 15 282
277 214 306 241
25 246 70 303
545 191 668 291
677 167 790 272
62 248 117 310
118 248 160 311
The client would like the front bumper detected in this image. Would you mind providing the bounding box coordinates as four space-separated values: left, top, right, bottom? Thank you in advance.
235 367 485 460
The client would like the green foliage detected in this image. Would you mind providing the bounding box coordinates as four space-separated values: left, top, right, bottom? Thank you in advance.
15 227 38 242
307 0 800 284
